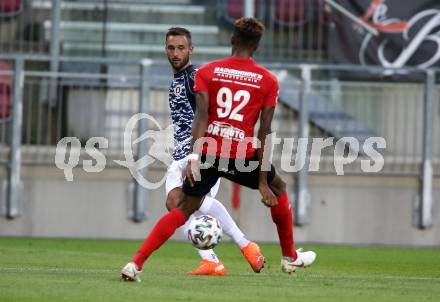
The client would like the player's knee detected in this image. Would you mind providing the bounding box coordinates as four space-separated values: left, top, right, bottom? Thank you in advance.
165 198 176 211
166 196 181 211
166 190 183 211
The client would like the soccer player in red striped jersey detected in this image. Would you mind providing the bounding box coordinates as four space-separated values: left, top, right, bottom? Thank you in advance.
121 18 316 281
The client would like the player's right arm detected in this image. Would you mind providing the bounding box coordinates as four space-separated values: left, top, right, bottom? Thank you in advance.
257 106 277 207
257 75 280 207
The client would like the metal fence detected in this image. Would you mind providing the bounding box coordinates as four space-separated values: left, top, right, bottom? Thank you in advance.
1 57 438 226
305 79 435 175
13 67 433 174
1 61 439 172
0 65 175 166
260 67 440 178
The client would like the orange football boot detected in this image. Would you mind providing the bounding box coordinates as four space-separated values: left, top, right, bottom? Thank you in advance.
187 260 226 276
240 242 265 273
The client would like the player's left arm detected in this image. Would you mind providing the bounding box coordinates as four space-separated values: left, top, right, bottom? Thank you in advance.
257 105 278 207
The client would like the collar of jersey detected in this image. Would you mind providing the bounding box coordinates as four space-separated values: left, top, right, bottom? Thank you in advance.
173 64 194 78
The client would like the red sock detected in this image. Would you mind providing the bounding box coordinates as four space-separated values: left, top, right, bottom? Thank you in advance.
132 208 186 270
270 191 297 259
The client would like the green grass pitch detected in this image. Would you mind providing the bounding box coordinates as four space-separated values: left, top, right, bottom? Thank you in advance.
0 238 439 302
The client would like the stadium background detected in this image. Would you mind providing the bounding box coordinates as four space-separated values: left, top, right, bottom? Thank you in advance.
0 0 439 247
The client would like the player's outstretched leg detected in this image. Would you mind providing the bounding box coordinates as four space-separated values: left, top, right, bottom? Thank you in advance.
121 195 203 281
269 175 316 273
200 196 265 273
121 208 186 282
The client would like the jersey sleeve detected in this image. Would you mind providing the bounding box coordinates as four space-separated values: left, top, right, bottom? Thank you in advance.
193 68 209 93
263 77 279 108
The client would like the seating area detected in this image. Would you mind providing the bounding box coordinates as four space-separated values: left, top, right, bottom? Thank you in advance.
217 0 328 61
32 0 230 61
218 0 328 27
0 0 331 61
0 0 369 152
0 0 23 17
0 0 353 146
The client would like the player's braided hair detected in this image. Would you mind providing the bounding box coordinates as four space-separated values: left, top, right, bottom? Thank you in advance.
166 27 192 43
232 17 265 48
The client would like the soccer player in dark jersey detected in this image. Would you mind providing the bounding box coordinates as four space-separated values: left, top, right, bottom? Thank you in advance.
121 18 316 281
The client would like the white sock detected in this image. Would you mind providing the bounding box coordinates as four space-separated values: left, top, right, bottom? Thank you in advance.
197 248 220 263
180 214 194 237
199 196 250 248
180 214 219 263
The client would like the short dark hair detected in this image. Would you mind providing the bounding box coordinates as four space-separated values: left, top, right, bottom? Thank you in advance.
232 17 265 48
166 27 192 43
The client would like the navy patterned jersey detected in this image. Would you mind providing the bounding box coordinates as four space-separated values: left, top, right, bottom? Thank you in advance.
168 65 197 160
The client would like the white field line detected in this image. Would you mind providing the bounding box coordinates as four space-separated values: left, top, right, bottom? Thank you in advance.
0 267 114 273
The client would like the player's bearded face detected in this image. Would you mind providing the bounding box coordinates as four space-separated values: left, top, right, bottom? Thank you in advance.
166 35 193 72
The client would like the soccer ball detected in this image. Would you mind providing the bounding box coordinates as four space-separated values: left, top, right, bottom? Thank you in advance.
187 215 222 250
